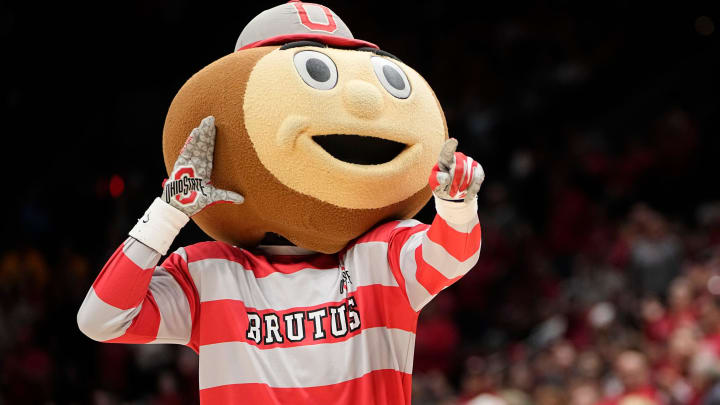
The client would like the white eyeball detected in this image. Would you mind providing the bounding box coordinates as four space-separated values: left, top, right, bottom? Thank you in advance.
371 56 411 99
293 50 338 90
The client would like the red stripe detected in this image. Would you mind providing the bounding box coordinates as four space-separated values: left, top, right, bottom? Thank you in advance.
426 215 482 262
428 163 441 190
185 241 246 263
414 246 462 295
105 292 161 344
348 220 402 245
185 242 339 278
199 369 411 405
449 152 467 197
93 243 154 310
198 285 417 348
189 318 201 354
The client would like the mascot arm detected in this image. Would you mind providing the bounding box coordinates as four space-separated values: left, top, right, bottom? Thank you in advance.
386 140 483 312
77 116 242 347
76 237 198 346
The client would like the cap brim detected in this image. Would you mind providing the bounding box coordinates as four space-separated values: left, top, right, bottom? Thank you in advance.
237 33 379 51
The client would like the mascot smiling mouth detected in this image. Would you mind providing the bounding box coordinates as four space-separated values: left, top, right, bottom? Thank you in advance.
312 134 406 165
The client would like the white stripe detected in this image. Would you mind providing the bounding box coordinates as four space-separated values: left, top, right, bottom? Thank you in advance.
190 260 337 308
123 237 161 270
148 267 192 345
172 246 188 262
398 232 433 311
421 237 481 279
344 242 398 289
394 219 422 229
76 287 142 342
198 327 415 389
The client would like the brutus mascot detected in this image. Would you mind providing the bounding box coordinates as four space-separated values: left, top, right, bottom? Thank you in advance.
77 2 484 404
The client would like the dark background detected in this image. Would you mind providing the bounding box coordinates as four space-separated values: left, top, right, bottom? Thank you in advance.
2 0 720 404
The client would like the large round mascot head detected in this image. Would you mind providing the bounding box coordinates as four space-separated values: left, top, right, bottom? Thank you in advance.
162 1 447 253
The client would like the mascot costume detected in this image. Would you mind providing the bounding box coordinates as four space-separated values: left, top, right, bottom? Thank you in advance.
77 2 485 404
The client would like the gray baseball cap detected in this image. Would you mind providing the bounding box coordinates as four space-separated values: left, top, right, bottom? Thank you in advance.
235 1 378 51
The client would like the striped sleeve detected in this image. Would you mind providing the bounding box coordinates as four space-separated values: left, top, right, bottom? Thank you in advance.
77 237 198 347
387 196 481 311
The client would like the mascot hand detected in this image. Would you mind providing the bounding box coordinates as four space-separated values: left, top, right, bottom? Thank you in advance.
429 138 485 202
161 116 244 217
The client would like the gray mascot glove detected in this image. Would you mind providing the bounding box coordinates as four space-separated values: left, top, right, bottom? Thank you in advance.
129 116 243 254
161 116 244 216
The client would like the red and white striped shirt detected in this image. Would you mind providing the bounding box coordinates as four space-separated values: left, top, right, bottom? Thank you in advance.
77 202 481 404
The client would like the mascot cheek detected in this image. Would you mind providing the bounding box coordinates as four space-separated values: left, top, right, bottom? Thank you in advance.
162 47 277 250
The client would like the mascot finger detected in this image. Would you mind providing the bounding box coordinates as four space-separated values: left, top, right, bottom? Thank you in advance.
464 164 485 202
428 166 451 193
438 138 458 171
207 186 245 208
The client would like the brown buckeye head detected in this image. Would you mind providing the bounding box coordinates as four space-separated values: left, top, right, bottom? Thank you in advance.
162 43 447 253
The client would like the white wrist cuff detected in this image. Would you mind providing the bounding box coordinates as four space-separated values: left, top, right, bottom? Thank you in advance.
129 198 189 255
434 195 478 224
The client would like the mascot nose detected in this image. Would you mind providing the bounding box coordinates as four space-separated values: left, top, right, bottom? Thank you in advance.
342 80 384 119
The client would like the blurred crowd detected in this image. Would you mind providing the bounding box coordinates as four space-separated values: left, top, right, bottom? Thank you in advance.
412 202 720 405
3 0 719 404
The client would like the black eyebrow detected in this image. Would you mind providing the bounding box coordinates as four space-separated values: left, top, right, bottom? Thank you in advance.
356 47 402 63
279 41 402 63
279 41 327 50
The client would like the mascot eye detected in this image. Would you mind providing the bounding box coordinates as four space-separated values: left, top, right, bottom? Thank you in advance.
293 51 338 90
371 56 411 99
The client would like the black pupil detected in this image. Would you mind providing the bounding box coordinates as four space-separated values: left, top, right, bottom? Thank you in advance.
382 65 405 90
306 58 330 82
